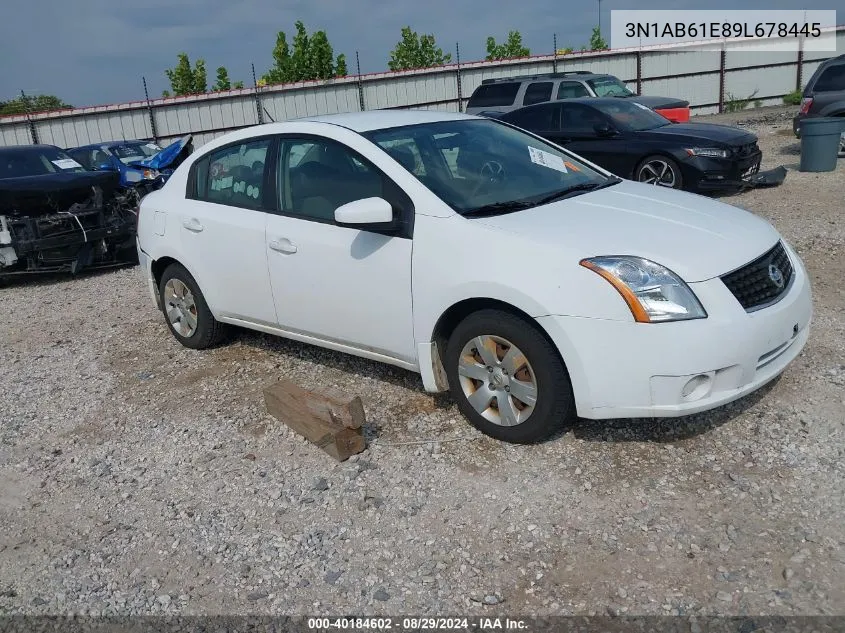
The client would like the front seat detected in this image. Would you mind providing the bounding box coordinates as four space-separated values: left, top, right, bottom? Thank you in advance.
386 145 417 173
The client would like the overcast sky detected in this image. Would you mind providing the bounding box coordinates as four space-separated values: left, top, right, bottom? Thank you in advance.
0 0 840 107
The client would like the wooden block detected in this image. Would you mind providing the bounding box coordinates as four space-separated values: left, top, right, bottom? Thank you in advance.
263 379 366 461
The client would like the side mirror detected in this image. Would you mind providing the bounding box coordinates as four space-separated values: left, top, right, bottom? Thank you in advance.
96 162 116 171
593 122 616 137
334 197 397 231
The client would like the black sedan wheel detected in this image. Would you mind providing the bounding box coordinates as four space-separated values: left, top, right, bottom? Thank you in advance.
636 155 683 189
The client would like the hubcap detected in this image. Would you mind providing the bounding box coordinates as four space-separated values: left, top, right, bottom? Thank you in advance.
163 279 198 338
638 160 677 187
457 335 538 427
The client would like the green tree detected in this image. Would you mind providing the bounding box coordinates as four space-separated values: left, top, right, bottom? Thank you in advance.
589 26 609 51
234 81 245 89
214 66 231 91
485 31 530 61
165 53 208 96
262 21 347 84
0 94 71 115
388 26 452 71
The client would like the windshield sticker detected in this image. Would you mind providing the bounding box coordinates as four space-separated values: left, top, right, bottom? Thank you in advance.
52 158 82 170
146 143 161 151
528 146 568 173
564 161 581 172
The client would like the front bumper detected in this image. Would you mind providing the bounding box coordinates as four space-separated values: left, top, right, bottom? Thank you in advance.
537 243 812 420
682 153 763 191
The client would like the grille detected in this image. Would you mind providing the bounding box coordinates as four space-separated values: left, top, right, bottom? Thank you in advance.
721 241 793 311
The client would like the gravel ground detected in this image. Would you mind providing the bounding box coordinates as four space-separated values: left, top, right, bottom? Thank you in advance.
1 107 844 617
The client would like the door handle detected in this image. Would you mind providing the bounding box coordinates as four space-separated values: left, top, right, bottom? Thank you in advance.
182 218 204 233
268 238 297 254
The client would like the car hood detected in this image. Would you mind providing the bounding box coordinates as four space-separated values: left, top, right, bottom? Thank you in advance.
471 180 780 282
624 94 690 110
0 171 120 216
128 135 192 171
639 122 757 146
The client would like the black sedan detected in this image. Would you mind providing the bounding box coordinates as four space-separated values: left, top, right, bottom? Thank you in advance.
493 98 766 193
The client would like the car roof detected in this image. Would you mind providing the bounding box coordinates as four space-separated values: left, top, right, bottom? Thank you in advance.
288 109 477 132
70 140 151 150
0 144 63 154
500 97 618 116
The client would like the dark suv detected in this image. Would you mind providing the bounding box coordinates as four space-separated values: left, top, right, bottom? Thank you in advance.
465 71 690 122
793 54 845 136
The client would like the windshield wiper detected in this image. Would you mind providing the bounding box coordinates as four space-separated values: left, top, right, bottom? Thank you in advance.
534 177 622 205
461 200 537 217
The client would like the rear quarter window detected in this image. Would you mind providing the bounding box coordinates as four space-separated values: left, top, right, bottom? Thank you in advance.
813 64 845 92
467 83 520 108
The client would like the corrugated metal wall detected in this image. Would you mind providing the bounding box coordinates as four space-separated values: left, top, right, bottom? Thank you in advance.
2 29 843 149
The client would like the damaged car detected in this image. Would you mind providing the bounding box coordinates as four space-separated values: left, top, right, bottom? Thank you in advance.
66 135 194 197
0 144 138 278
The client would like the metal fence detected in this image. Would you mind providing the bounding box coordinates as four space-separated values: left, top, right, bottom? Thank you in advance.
2 28 843 150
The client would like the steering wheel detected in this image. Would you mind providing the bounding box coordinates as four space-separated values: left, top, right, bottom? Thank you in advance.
470 160 506 197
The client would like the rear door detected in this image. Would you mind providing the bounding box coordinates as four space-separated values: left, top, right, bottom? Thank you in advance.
520 81 554 107
178 136 278 325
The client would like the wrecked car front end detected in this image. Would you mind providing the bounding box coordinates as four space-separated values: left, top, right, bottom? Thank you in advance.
0 169 138 278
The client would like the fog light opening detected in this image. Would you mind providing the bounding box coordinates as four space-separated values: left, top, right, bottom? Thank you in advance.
681 374 712 401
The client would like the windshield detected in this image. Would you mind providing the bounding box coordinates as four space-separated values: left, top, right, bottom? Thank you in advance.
0 147 86 179
599 100 672 131
363 119 611 215
588 76 634 97
112 142 162 164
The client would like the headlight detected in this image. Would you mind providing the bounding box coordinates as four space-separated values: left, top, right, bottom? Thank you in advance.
143 169 160 180
685 147 729 158
580 256 707 323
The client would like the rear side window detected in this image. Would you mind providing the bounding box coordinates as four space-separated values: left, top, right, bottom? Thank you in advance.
504 104 558 131
192 138 271 209
557 81 590 99
522 82 553 106
813 64 845 92
467 83 520 108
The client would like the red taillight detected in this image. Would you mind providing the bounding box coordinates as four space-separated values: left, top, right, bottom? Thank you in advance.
800 97 813 114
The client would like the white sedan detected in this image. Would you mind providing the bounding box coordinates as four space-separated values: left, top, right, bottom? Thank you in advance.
136 110 812 443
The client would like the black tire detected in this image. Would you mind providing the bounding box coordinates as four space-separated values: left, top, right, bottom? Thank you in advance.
444 309 575 444
635 154 683 189
158 263 229 349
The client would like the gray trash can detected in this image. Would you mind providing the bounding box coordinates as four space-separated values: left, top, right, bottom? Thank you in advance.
799 117 844 172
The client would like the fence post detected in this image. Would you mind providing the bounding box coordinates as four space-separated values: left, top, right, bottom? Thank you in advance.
252 64 265 125
21 90 38 145
356 51 366 111
718 46 727 113
635 51 643 95
553 34 558 73
796 36 804 91
142 77 158 143
455 42 463 112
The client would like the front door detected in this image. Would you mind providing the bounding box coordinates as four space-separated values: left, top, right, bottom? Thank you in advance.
265 137 415 364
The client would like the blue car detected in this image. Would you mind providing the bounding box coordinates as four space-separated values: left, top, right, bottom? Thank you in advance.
66 136 193 193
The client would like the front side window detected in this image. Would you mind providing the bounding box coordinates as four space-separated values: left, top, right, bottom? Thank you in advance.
557 81 590 99
590 100 670 131
277 138 387 222
587 76 634 97
363 119 611 216
195 139 270 209
561 103 614 134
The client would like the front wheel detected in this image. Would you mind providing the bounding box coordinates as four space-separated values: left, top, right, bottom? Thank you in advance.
444 309 575 444
636 155 683 189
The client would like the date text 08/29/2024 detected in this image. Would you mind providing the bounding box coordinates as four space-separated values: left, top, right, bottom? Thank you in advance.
307 617 528 630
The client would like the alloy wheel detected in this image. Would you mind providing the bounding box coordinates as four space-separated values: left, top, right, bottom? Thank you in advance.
457 335 538 427
163 278 198 338
638 159 678 187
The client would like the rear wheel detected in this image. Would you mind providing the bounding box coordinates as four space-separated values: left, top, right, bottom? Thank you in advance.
444 309 575 444
158 263 228 349
636 155 683 189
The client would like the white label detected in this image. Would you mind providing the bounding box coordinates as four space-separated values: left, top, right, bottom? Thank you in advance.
528 146 568 173
145 143 161 151
52 158 82 170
